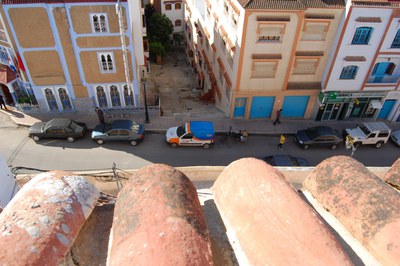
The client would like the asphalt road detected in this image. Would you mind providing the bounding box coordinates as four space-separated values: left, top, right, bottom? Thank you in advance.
0 113 398 173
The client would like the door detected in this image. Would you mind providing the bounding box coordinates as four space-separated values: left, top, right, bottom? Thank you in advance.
282 96 310 117
249 96 275 119
233 98 247 118
371 62 393 83
378 100 395 119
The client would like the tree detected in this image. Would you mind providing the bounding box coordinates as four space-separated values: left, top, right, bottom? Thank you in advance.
173 32 184 46
145 6 173 62
149 42 165 65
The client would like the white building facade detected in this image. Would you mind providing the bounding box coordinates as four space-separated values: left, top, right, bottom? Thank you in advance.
321 1 400 121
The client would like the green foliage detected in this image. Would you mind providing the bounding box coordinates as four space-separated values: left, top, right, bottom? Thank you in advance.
149 42 166 57
147 12 173 51
173 32 184 46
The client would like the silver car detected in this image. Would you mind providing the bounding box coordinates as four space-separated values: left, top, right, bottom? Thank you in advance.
390 130 400 146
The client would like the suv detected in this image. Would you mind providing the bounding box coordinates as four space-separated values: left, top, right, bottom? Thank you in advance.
342 122 391 148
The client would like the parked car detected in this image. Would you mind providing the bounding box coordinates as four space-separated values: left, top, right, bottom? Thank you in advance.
261 155 310 166
91 120 144 146
343 122 391 149
390 129 400 146
295 126 343 150
29 118 87 143
165 121 215 149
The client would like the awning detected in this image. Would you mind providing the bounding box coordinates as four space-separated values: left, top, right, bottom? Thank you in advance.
370 101 382 109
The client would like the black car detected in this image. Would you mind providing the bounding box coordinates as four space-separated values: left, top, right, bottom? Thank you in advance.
295 126 343 150
29 118 87 143
261 155 310 166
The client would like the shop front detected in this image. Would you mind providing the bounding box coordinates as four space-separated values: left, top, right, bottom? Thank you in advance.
315 91 387 121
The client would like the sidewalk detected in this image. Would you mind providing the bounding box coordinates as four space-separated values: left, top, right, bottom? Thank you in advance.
2 106 399 135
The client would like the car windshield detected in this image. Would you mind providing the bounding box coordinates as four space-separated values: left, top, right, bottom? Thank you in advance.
176 125 186 137
104 124 113 132
359 124 371 135
306 128 320 139
69 121 79 130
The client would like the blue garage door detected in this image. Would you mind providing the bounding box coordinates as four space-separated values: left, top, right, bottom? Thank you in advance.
249 96 275 119
378 99 395 119
282 96 310 117
233 98 247 118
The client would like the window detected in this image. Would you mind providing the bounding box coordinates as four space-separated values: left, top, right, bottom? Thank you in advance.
352 27 373 45
302 21 329 41
110 85 121 107
0 19 8 42
119 130 129 136
165 4 171 10
98 53 115 73
391 29 400 48
224 2 229 14
12 81 24 100
292 58 319 75
124 85 134 106
175 20 182 27
175 3 181 9
0 46 9 65
340 65 359 79
257 24 284 43
91 14 108 33
252 61 278 78
96 86 108 108
45 88 59 111
58 88 72 110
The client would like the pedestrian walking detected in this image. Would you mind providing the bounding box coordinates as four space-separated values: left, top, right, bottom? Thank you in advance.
273 109 282 125
95 107 105 124
0 94 7 110
277 134 285 150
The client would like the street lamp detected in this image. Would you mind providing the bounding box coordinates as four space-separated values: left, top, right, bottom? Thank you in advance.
142 71 150 123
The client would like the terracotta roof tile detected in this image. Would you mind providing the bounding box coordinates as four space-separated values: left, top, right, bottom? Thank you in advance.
107 164 213 265
236 0 345 10
3 157 400 264
212 158 352 265
0 171 99 265
384 158 400 189
304 156 400 265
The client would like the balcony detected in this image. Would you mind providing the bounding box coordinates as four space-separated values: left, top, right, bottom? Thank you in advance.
367 75 400 84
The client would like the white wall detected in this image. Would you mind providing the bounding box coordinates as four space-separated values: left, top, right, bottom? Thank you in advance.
324 8 393 91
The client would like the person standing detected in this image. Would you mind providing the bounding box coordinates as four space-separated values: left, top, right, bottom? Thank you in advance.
0 94 7 110
95 107 105 124
273 109 282 125
277 134 285 150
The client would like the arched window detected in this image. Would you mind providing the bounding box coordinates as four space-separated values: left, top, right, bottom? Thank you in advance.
100 15 107 32
124 85 134 106
58 88 72 110
99 53 114 72
352 27 373 45
165 4 172 10
175 3 181 9
391 29 400 48
45 88 59 111
175 20 182 27
96 86 108 108
110 85 121 107
340 65 359 79
92 15 100 32
91 13 108 33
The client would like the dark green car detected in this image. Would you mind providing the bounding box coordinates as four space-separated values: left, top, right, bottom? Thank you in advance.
91 120 145 146
28 118 87 143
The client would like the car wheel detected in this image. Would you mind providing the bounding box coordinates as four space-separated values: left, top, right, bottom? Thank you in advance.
96 139 104 145
170 143 178 148
203 143 210 149
331 144 338 150
67 137 75 143
32 135 40 142
375 142 383 149
130 140 138 146
303 144 309 150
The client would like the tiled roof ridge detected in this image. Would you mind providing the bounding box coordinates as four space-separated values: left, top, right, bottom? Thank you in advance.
1 0 127 4
1 157 399 265
237 0 345 9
